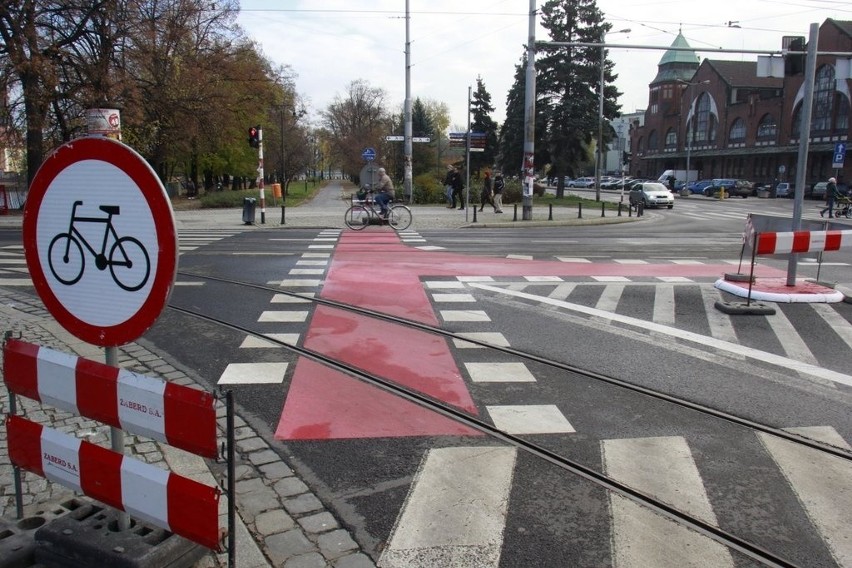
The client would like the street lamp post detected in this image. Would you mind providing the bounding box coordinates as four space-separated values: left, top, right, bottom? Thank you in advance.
596 28 630 202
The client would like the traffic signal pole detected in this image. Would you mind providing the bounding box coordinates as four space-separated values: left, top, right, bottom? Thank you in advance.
521 0 536 221
258 127 265 224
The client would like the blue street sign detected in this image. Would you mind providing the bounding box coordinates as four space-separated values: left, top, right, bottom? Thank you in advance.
833 142 846 168
362 147 376 162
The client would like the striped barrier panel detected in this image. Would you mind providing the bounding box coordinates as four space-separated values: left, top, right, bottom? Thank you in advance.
755 229 852 256
6 415 222 550
3 338 217 459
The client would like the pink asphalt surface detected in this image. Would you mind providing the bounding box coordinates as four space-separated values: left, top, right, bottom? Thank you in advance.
276 230 790 440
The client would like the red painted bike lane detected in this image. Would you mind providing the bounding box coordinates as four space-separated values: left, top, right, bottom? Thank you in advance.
276 231 786 440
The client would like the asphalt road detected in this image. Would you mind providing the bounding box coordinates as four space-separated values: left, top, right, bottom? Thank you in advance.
4 196 852 567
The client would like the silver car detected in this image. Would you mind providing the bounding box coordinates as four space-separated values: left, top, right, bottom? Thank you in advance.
629 182 675 209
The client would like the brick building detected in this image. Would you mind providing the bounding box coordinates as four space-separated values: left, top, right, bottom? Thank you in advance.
629 19 851 189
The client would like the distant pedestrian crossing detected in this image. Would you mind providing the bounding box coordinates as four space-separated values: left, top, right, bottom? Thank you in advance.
0 228 242 287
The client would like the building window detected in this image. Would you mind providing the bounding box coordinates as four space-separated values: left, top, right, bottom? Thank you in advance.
836 93 850 132
813 65 835 133
663 85 673 100
694 93 716 144
756 114 776 140
665 128 677 149
729 118 746 143
648 130 658 151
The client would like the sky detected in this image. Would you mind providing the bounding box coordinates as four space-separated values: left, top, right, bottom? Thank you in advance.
236 0 851 131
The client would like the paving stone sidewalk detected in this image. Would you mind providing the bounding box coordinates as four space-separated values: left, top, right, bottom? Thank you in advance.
0 287 375 568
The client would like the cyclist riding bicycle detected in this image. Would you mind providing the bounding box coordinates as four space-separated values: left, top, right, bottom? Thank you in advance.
373 167 395 219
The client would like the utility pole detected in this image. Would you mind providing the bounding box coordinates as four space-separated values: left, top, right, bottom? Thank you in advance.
521 0 536 221
788 22 819 285
404 0 413 203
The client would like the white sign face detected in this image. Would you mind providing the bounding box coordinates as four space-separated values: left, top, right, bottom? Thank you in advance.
35 160 158 326
24 137 177 347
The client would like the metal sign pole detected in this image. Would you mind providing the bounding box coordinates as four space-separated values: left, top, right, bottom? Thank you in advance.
106 345 131 530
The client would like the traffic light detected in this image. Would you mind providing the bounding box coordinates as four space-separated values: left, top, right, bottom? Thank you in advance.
248 126 259 148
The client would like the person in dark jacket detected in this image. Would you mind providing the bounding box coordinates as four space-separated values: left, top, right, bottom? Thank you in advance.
493 172 505 213
450 167 464 209
479 171 494 212
821 177 840 218
442 165 455 208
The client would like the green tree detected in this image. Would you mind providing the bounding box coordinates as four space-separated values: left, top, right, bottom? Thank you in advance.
537 0 621 198
497 54 548 179
0 0 110 185
469 76 498 175
411 97 437 176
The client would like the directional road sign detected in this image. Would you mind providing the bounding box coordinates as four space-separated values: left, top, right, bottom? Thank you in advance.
23 137 178 347
833 142 846 169
362 147 377 161
412 137 431 143
385 136 404 142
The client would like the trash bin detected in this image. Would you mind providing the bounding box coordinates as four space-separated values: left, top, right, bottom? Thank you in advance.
242 197 256 224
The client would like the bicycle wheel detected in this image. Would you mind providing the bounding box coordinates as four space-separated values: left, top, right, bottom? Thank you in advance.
388 205 412 231
344 205 371 230
109 236 150 291
48 233 85 285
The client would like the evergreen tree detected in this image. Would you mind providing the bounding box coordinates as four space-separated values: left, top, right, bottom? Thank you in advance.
498 54 549 178
469 76 498 176
411 98 437 175
537 0 621 197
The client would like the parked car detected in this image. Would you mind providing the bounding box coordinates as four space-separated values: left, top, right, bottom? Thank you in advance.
809 182 828 200
703 179 751 198
601 176 633 190
568 177 596 188
775 182 795 198
625 178 648 190
629 182 674 209
685 179 713 194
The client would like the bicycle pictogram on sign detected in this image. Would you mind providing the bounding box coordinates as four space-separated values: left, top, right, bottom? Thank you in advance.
48 200 151 291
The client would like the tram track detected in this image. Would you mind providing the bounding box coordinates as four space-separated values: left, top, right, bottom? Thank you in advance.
170 269 852 567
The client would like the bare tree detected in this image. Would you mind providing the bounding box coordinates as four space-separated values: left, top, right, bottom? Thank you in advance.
321 79 390 182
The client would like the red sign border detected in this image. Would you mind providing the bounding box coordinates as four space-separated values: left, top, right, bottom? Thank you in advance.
23 137 178 347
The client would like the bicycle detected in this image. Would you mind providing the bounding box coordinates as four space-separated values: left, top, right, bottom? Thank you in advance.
344 189 412 231
47 200 151 291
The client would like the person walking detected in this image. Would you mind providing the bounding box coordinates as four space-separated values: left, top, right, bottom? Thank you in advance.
443 165 455 208
493 172 505 213
479 171 494 212
820 177 839 218
451 167 464 209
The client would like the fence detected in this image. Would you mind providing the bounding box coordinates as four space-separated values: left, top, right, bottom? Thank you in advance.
3 337 236 564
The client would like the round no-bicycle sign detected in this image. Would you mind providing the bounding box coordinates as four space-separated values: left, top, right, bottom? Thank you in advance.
23 137 178 347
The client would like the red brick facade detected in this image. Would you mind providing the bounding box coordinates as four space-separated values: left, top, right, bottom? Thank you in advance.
630 19 851 188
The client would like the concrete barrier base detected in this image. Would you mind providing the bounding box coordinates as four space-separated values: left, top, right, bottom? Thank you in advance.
35 500 205 568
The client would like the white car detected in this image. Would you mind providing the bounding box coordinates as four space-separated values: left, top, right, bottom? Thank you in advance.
629 182 675 209
568 177 596 188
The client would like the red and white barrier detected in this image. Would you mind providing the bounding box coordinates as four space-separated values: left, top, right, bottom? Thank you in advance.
4 339 217 458
755 229 852 256
7 415 222 550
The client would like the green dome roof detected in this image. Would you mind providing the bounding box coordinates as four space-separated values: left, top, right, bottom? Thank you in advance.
650 32 700 85
659 33 700 66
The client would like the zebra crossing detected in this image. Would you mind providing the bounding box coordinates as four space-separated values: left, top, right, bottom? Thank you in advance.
0 228 243 288
198 229 852 566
